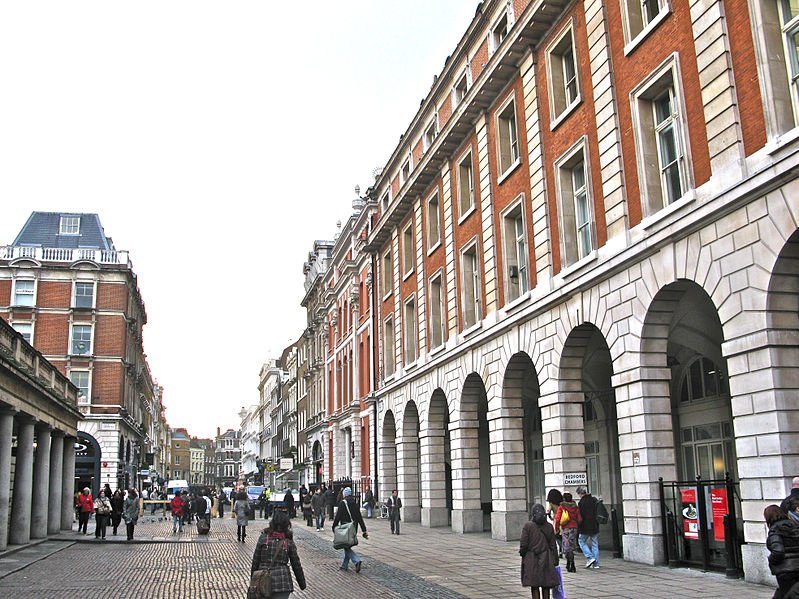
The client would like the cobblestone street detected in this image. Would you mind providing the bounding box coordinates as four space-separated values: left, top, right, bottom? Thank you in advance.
0 515 776 598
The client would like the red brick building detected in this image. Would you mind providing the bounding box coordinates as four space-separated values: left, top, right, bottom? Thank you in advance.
0 212 161 493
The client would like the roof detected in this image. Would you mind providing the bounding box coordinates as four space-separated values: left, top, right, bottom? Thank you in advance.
12 212 113 250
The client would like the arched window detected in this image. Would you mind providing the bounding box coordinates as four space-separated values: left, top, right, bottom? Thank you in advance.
680 356 728 403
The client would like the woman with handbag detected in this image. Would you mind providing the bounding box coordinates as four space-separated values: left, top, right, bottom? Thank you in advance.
554 492 581 573
93 489 112 539
249 510 306 599
520 503 560 599
332 486 369 572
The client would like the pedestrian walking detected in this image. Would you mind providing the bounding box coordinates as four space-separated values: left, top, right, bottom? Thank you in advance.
249 510 306 599
324 486 336 521
181 490 190 525
363 487 375 519
93 489 112 539
110 489 124 535
103 483 113 501
576 485 600 569
554 492 581 573
386 489 402 534
782 478 799 512
546 488 564 556
311 487 325 531
123 488 140 541
202 490 213 523
302 492 313 527
218 490 226 518
76 487 94 534
258 489 268 519
766 504 799 598
520 503 560 599
283 489 295 519
170 492 185 533
235 490 250 542
332 486 369 572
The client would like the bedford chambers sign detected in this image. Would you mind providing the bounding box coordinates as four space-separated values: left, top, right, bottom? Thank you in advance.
564 473 588 487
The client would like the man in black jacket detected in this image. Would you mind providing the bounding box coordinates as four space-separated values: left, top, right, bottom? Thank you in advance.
386 489 402 534
332 487 368 572
576 486 600 569
782 478 799 511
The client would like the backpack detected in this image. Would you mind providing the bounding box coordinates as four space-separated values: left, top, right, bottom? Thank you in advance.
596 500 609 525
559 508 570 526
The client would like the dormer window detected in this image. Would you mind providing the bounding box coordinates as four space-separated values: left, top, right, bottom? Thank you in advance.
491 13 509 54
60 216 80 235
453 69 470 107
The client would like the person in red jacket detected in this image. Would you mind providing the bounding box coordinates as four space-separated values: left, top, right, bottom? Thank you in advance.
170 493 185 534
554 492 581 573
76 487 94 534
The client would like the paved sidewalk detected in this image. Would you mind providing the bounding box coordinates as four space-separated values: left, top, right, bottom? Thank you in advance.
0 514 777 598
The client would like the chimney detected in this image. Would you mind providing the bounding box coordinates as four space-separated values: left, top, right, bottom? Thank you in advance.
216 426 220 438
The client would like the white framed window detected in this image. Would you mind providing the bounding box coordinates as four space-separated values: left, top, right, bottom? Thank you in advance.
402 222 414 278
383 315 395 377
13 279 35 307
460 241 481 329
59 216 80 235
631 57 690 217
429 272 445 349
453 67 471 107
547 21 581 125
620 0 669 51
490 11 509 54
457 150 475 218
400 157 411 185
74 281 95 309
404 296 417 364
380 190 390 212
12 322 32 344
555 140 596 266
424 115 438 151
70 370 90 404
496 96 520 177
426 191 441 252
780 0 799 118
501 198 529 302
382 249 393 299
175 456 180 465
71 324 92 356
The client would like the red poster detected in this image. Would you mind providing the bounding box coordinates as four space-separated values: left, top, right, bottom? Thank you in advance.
711 488 728 542
681 488 699 539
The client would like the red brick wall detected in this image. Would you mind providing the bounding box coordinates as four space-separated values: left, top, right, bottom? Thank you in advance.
471 39 489 84
34 313 68 354
90 361 123 405
421 178 447 349
95 314 126 355
38 280 71 308
0 280 10 305
439 95 453 126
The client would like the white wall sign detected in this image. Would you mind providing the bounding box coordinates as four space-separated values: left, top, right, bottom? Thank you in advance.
564 472 588 486
279 457 293 471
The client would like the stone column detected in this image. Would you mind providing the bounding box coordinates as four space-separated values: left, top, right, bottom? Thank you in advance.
9 415 36 545
420 429 448 527
396 436 421 523
488 409 527 541
449 417 483 533
0 408 16 550
61 436 76 531
30 423 52 539
48 431 65 535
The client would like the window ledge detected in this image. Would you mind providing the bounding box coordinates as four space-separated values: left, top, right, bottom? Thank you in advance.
641 189 697 231
503 291 531 314
382 291 393 302
497 158 522 185
623 9 670 56
429 343 446 357
457 204 477 225
462 321 483 338
405 359 418 371
402 269 414 282
550 98 582 132
426 240 442 256
558 250 599 279
766 126 799 155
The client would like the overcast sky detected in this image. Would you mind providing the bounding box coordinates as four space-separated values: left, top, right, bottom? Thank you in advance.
0 1 479 439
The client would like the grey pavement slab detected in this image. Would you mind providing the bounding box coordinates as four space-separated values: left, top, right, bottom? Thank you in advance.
0 515 778 598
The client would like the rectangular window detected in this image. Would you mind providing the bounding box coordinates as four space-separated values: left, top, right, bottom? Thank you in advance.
502 201 529 302
555 142 595 267
497 98 520 176
429 274 445 348
631 60 689 217
71 324 92 355
13 322 32 344
382 250 393 298
491 12 509 53
622 0 667 46
70 370 89 403
59 216 80 235
175 456 180 465
426 192 441 251
75 281 94 308
458 152 475 217
13 280 34 307
547 24 580 122
380 190 390 212
424 117 438 150
453 69 470 107
383 316 395 377
461 243 481 328
400 158 411 185
404 297 417 364
402 223 414 277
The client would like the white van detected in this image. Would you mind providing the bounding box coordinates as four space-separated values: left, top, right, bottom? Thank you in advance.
166 479 189 500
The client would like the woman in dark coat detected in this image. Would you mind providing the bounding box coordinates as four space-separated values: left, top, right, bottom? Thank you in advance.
766 504 799 599
110 489 124 535
520 503 560 599
234 490 250 542
250 510 306 599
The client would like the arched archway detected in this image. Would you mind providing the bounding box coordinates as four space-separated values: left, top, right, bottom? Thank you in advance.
398 400 421 522
450 373 491 533
421 389 451 527
380 410 397 501
75 431 101 496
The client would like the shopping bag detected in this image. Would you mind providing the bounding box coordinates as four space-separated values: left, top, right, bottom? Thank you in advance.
333 521 358 549
552 565 566 599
